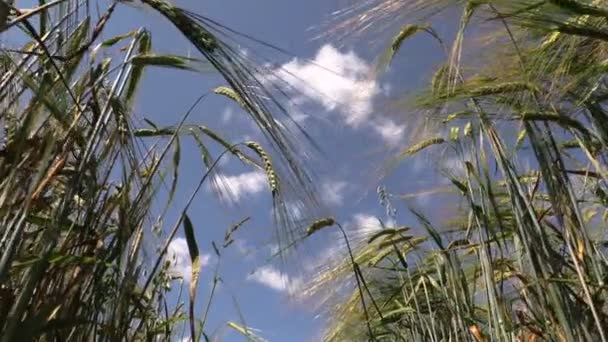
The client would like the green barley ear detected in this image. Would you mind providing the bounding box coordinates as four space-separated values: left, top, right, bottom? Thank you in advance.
306 217 336 237
467 81 539 97
391 25 424 54
431 64 448 95
245 141 278 194
398 137 445 158
214 85 246 108
140 0 218 52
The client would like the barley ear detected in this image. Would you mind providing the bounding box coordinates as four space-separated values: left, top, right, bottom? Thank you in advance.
398 137 445 158
245 141 278 194
214 86 246 108
306 217 336 237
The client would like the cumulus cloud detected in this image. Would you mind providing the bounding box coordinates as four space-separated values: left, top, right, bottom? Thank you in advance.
275 44 380 127
233 238 257 260
247 266 302 294
272 44 406 146
371 118 406 146
166 237 212 283
321 179 348 206
222 171 268 201
350 213 384 238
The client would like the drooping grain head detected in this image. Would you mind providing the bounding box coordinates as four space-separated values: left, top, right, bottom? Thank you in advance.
214 86 246 108
306 217 336 237
245 141 278 194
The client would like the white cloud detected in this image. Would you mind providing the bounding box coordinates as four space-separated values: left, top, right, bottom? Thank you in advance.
221 107 235 124
268 243 280 256
234 238 257 260
271 45 410 147
371 118 406 146
166 237 212 283
284 201 306 220
240 134 255 143
222 171 268 201
274 44 380 127
290 111 310 123
321 180 348 206
350 213 384 237
247 266 302 294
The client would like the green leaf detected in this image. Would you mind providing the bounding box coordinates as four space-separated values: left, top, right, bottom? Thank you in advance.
134 128 176 137
125 31 151 103
168 136 181 206
101 31 137 48
183 215 200 288
227 321 266 342
130 53 207 72
183 214 200 340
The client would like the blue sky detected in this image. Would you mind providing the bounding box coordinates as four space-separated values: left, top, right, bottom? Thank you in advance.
7 1 459 340
110 1 458 341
